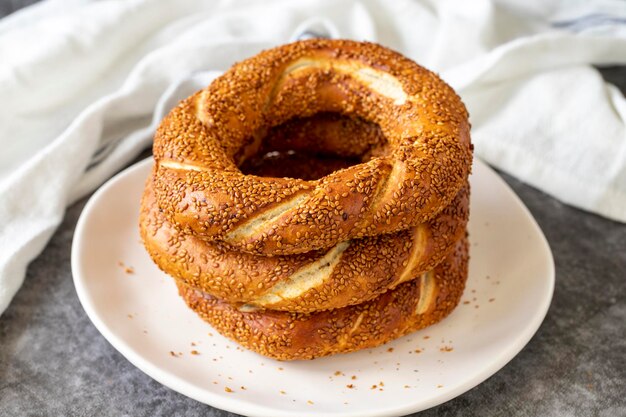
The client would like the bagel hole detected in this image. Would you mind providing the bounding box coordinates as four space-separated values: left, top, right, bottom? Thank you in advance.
238 112 389 180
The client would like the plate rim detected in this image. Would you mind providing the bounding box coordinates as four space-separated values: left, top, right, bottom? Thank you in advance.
71 157 555 417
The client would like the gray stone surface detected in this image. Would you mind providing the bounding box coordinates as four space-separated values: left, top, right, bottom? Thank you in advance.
1 3 625 416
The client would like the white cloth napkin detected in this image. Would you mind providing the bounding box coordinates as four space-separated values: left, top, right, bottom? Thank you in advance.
1 0 625 316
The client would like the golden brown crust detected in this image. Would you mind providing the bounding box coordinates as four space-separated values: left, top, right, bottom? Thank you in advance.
140 173 469 313
176 237 469 361
152 39 472 255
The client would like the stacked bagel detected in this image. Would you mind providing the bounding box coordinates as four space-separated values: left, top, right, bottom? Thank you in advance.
140 40 473 360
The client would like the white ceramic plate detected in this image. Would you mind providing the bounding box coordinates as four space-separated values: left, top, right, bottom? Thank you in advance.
72 158 554 417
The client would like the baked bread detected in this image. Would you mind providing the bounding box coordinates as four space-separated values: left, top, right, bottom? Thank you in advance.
152 39 472 255
141 176 468 312
176 237 468 360
140 40 473 361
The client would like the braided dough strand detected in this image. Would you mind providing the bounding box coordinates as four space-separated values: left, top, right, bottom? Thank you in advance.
141 175 469 313
153 39 472 255
176 237 469 360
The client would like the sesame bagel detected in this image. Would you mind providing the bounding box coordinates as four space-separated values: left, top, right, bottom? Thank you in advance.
176 236 469 360
153 39 472 255
141 175 468 313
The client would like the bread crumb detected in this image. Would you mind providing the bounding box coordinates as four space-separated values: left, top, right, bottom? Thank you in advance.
437 384 444 388
307 400 314 405
169 351 179 358
351 375 357 380
489 298 495 302
440 346 454 352
240 386 246 390
346 384 354 389
423 336 430 340
280 390 286 395
191 350 200 355
224 387 233 393
117 260 134 274
387 347 394 352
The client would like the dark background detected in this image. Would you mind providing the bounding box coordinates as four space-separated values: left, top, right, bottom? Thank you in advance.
1 1 624 416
